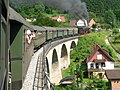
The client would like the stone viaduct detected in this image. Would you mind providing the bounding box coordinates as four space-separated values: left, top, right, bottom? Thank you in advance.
45 37 78 84
21 36 79 90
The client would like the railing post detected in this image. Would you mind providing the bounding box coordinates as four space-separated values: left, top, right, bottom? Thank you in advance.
62 30 64 37
73 29 74 36
46 30 48 41
67 29 69 36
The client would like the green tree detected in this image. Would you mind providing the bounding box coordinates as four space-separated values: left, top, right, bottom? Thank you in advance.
104 10 116 26
89 12 96 19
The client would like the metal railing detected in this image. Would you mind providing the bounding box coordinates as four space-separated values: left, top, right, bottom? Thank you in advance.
33 47 54 90
33 35 79 90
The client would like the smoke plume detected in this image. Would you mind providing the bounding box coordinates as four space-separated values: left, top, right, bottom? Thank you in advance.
43 0 89 20
10 0 89 20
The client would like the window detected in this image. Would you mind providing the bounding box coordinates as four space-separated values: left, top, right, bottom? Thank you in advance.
101 63 105 67
97 54 102 60
96 63 99 69
90 63 94 69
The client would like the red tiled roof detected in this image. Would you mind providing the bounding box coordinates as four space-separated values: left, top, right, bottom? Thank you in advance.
105 69 120 80
52 16 65 22
89 19 96 28
85 44 114 63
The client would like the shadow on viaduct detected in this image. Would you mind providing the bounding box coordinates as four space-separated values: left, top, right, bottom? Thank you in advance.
44 37 78 85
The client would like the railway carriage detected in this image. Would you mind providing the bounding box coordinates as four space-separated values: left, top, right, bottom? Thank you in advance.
9 7 34 90
0 0 9 90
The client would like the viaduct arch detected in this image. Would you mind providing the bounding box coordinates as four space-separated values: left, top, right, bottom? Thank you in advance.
46 39 78 84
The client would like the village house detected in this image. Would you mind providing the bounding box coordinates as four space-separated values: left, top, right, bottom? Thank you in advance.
52 16 65 22
89 19 96 29
105 69 120 90
85 44 114 79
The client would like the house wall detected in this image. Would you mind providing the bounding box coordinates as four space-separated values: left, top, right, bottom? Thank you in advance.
87 50 114 70
104 62 114 69
89 51 111 62
111 80 120 90
93 72 108 80
87 62 114 70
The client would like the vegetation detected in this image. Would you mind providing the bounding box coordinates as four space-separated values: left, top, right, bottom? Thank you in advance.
56 31 116 90
108 29 120 56
84 0 120 20
10 0 120 28
71 31 117 61
84 0 120 28
11 3 70 27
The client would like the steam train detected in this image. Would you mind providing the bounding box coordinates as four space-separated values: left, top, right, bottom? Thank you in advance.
1 0 89 90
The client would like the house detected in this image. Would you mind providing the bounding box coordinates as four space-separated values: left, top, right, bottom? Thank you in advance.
89 19 96 28
85 44 114 79
105 69 120 90
52 16 65 22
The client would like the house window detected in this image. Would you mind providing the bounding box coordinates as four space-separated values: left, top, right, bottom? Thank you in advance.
101 63 105 67
90 63 94 69
97 54 102 60
96 63 99 69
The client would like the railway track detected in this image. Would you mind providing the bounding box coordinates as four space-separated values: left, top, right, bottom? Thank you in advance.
33 47 54 90
33 53 44 90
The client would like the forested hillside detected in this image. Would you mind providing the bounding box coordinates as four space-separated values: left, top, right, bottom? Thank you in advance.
84 0 120 21
10 0 120 28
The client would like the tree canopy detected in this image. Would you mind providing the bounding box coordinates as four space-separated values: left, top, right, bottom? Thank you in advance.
84 0 120 21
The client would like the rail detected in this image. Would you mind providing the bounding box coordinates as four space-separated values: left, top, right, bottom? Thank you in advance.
33 47 54 90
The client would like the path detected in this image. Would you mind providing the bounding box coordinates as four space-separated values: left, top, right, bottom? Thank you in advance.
105 36 120 59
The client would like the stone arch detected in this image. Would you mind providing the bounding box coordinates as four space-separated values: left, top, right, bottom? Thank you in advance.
51 49 62 84
70 41 76 49
61 44 68 69
52 49 59 70
46 57 50 76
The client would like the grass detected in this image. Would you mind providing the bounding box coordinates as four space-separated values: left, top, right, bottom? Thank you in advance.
58 31 115 90
62 59 79 78
109 37 120 53
63 31 113 78
108 34 120 68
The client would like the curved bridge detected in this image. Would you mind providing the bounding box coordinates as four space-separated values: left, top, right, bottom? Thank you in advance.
46 38 78 84
21 36 79 90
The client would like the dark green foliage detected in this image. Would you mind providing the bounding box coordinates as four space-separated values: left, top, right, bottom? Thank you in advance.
55 84 82 90
55 80 110 90
112 28 119 35
16 3 70 27
32 17 60 27
70 32 116 61
111 28 120 43
18 3 51 18
84 0 120 20
85 79 110 90
104 10 116 28
101 23 112 29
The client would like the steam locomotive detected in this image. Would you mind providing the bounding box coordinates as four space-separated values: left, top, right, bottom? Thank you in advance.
77 19 89 34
